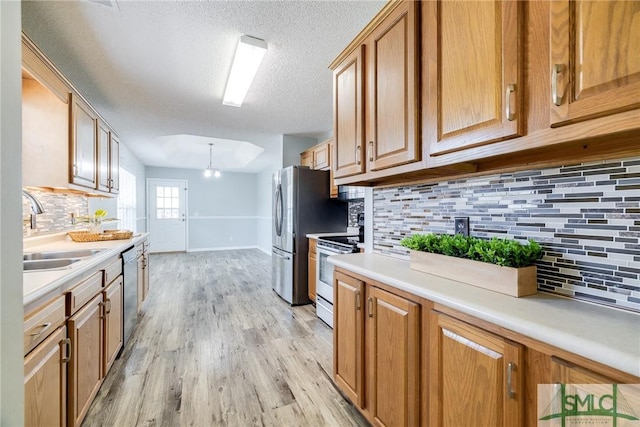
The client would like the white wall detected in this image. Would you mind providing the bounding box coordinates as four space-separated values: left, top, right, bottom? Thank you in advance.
120 142 147 232
282 135 317 167
146 167 259 251
0 2 25 424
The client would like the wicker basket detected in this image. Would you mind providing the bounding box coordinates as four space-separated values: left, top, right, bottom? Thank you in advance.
68 230 133 242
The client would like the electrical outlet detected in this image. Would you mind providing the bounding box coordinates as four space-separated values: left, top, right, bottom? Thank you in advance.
454 217 469 236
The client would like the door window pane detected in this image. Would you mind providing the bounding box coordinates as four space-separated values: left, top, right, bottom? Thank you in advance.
156 185 180 220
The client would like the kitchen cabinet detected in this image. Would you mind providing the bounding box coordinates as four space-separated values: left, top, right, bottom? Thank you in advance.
22 33 121 196
300 139 338 198
334 270 421 425
68 293 104 427
103 276 123 375
334 271 365 407
97 122 120 194
332 1 420 179
425 0 523 156
24 326 69 427
308 238 317 302
137 239 150 309
549 0 640 126
429 311 523 426
70 93 98 190
367 286 420 427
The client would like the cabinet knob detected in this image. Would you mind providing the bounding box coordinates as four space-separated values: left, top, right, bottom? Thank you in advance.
368 297 373 318
368 141 374 162
356 291 361 310
356 145 361 165
61 338 72 363
506 361 516 399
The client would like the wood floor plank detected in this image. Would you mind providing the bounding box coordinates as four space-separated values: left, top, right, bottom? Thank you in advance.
82 249 368 427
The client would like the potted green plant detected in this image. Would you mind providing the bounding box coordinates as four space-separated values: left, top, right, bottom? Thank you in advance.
400 233 543 297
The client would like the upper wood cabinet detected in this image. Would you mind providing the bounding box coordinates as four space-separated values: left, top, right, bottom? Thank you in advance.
300 139 338 198
300 150 313 168
429 311 524 427
333 46 366 178
70 94 98 190
333 1 420 179
366 1 420 171
550 0 640 126
22 33 120 196
334 271 365 407
98 121 120 194
426 0 524 157
367 286 420 427
313 140 331 170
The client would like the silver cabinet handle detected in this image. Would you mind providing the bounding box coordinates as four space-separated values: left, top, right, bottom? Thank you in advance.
505 84 516 121
368 141 374 162
552 64 564 106
507 362 516 399
61 338 72 363
367 297 373 318
355 145 361 165
356 291 361 310
29 322 52 337
105 298 112 314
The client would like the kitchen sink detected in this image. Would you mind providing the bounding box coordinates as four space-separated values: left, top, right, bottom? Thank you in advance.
23 249 105 261
23 258 83 271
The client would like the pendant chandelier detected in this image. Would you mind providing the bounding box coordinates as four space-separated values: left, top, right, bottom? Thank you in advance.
204 143 221 178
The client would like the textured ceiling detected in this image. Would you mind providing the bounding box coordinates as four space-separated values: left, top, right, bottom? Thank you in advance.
21 0 386 173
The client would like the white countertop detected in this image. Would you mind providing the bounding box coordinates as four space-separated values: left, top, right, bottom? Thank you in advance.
23 231 149 306
329 253 640 378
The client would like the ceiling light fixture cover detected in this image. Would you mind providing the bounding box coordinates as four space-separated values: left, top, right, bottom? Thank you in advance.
204 143 221 178
222 35 268 107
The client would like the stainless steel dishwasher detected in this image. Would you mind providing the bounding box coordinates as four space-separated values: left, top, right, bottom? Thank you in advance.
122 246 138 346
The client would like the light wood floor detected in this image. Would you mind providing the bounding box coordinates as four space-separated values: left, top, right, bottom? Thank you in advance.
83 249 367 427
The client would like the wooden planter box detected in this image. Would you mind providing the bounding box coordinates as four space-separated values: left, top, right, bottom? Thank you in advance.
409 250 538 297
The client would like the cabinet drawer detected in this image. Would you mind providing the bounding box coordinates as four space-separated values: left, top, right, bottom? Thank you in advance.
24 295 66 356
103 257 122 286
67 270 103 315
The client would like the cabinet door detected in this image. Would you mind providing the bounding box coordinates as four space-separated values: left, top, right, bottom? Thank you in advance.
333 46 366 178
24 326 68 427
137 255 145 308
97 121 110 192
104 276 123 375
70 94 97 189
314 141 331 170
300 150 313 168
143 253 150 299
367 286 420 427
429 311 524 427
550 1 640 126
426 0 523 156
333 271 365 406
367 1 420 171
308 241 317 302
109 133 120 193
68 294 104 427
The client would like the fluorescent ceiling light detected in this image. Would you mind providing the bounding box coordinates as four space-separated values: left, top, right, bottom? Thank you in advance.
223 35 267 107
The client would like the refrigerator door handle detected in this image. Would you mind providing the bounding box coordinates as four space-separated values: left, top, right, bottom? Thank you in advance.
272 250 290 260
275 183 283 236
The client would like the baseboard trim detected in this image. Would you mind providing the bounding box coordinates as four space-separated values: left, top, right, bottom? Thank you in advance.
187 245 264 253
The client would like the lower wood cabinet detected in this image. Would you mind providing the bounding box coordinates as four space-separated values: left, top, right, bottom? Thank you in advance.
24 326 69 427
367 286 420 427
334 271 365 406
103 276 123 375
333 271 421 426
429 311 523 427
308 239 317 302
68 293 104 427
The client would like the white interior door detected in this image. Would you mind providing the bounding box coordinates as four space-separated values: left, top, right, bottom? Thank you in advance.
147 179 187 252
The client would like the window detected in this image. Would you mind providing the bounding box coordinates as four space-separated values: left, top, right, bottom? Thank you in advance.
155 186 180 219
117 168 136 231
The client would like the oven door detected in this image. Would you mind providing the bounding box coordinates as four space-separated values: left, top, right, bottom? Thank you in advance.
316 247 336 304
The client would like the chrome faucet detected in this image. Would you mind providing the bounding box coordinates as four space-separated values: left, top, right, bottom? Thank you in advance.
22 190 45 229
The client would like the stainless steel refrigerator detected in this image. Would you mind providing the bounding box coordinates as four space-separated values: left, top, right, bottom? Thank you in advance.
272 166 347 305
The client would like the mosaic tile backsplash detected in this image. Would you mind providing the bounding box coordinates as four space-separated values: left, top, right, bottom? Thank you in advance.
373 157 640 312
22 189 89 237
